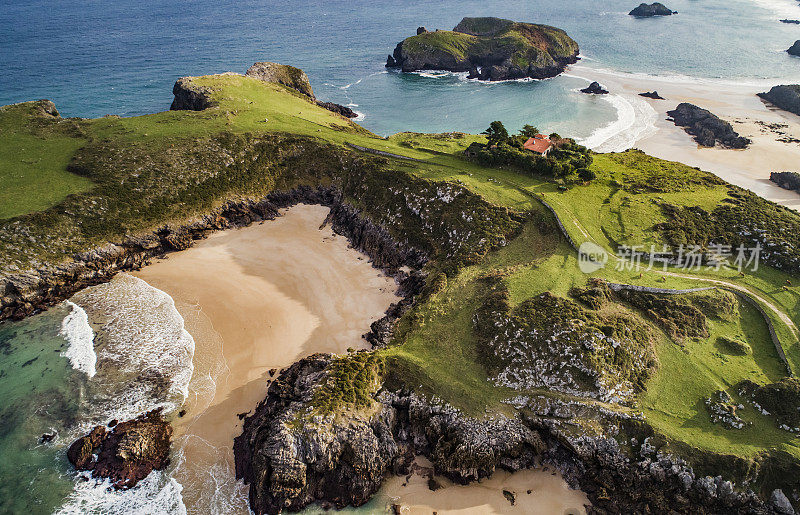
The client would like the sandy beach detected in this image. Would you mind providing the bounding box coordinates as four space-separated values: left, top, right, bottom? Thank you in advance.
134 204 401 512
570 63 800 209
377 457 588 515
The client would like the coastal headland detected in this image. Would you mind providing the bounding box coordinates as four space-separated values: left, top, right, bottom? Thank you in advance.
2 59 800 515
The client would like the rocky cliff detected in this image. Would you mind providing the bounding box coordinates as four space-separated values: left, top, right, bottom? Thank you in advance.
234 355 787 515
759 85 800 116
667 103 751 148
385 17 580 81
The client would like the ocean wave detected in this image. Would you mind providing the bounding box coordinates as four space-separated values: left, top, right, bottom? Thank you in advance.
578 92 658 153
59 301 97 378
69 273 195 425
569 63 779 88
353 110 366 121
55 470 187 515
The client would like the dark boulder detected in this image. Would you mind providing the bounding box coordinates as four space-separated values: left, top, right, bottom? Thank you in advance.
788 40 800 57
629 2 676 16
759 84 800 116
580 81 609 94
770 171 800 192
67 409 172 489
666 103 750 149
416 26 428 35
639 91 665 100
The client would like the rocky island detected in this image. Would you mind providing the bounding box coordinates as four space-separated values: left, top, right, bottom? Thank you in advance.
759 84 800 117
789 41 800 57
2 60 800 515
629 3 677 17
385 17 580 81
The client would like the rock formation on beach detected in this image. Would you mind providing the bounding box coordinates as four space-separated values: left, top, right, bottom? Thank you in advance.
758 84 800 117
788 41 800 57
640 91 665 99
667 103 751 148
770 171 800 193
580 81 609 94
385 17 580 81
67 409 172 489
629 3 676 16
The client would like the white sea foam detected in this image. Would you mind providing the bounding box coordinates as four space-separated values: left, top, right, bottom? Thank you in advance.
353 110 366 122
55 471 187 515
59 301 97 378
69 273 195 425
578 92 658 153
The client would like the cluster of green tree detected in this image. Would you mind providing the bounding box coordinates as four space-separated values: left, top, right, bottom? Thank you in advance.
465 121 594 181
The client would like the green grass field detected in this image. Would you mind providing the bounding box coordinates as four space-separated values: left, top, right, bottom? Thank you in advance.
2 74 799 470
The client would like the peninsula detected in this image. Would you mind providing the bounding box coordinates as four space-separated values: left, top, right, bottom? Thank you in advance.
385 17 580 81
2 61 800 515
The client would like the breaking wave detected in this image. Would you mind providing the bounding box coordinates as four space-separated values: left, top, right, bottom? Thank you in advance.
578 92 658 153
59 301 97 378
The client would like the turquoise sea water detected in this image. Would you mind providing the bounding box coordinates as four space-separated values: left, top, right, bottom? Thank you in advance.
2 0 800 139
3 0 800 512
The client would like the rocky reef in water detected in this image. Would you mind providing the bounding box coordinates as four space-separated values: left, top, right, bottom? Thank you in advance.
385 17 580 81
667 103 751 148
580 81 609 95
789 41 800 57
629 2 676 16
67 409 172 489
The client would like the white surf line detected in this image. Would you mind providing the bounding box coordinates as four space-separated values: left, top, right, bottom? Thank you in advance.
59 301 97 378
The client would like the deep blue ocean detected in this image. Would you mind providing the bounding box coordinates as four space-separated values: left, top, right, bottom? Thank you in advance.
2 0 800 513
3 0 800 140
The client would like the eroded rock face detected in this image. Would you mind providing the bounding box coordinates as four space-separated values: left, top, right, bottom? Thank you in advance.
245 61 315 99
170 77 215 111
234 356 777 515
67 409 172 488
233 356 545 514
667 103 750 148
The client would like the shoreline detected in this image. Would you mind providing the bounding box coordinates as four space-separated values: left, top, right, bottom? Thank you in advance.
133 204 400 513
570 63 800 209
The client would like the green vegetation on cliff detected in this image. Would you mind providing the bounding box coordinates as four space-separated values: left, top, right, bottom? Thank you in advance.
2 67 800 501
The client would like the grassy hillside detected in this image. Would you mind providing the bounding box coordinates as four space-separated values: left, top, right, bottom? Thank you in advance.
2 72 800 494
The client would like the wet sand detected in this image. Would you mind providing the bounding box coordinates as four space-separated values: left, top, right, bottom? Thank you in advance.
134 203 400 512
571 64 800 210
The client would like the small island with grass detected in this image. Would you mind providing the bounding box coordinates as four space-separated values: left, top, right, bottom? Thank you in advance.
385 17 580 81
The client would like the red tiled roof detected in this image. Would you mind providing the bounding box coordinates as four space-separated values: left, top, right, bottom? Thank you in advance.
523 135 553 154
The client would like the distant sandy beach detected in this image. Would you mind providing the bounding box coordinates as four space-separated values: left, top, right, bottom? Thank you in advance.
570 63 800 209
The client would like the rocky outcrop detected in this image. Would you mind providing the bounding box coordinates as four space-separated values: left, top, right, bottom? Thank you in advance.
386 17 580 81
67 409 172 488
234 356 781 515
629 2 676 16
758 85 800 117
788 41 800 57
245 61 316 99
580 81 609 94
639 91 665 100
667 103 751 148
315 101 357 118
170 77 215 111
780 19 800 25
770 171 800 192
